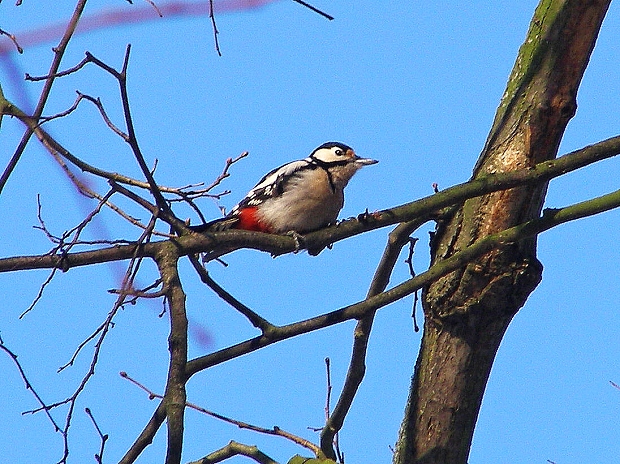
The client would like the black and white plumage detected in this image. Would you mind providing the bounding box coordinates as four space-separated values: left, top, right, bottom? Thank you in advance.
192 142 377 234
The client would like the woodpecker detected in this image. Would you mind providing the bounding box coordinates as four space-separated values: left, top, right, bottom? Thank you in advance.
191 142 378 234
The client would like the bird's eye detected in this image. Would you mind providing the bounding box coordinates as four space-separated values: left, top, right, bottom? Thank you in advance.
335 149 344 156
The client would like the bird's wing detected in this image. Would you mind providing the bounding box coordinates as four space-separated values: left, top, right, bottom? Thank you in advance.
229 158 314 215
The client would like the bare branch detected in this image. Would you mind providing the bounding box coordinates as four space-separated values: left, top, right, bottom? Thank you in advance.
324 357 332 421
21 190 116 319
20 266 59 319
404 237 420 332
25 54 90 81
0 2 282 58
185 185 620 377
76 92 129 140
21 213 160 463
108 278 166 300
144 0 164 17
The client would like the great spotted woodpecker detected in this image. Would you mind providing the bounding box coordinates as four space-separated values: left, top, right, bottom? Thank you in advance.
191 142 377 234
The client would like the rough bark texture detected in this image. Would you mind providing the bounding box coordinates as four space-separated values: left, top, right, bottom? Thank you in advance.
394 1 611 463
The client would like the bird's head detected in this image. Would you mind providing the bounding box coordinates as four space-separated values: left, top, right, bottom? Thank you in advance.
310 142 378 168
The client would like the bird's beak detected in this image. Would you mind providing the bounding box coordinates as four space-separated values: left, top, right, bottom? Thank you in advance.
346 148 378 165
355 156 379 166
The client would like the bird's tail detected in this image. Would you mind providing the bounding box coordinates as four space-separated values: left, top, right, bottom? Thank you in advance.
188 217 239 233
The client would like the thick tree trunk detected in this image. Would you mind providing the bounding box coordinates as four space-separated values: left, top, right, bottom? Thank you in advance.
394 1 611 463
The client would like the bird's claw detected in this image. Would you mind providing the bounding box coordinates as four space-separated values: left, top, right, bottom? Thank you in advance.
285 230 305 253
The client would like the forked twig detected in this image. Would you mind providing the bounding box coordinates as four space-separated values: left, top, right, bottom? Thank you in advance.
21 212 160 463
85 407 109 464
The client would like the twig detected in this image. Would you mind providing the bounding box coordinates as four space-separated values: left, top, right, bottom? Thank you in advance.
26 213 160 462
28 127 161 236
108 180 178 236
324 357 332 421
54 47 186 233
108 278 166 300
319 219 426 459
0 0 88 196
0 27 23 53
115 46 185 231
21 190 117 319
0 335 62 432
292 0 334 20
177 151 248 224
189 255 276 333
25 54 90 81
85 407 109 464
3 95 238 213
323 357 343 462
209 0 222 56
20 256 59 318
145 0 164 17
38 91 86 122
79 92 129 139
58 321 107 372
202 151 249 197
404 237 420 332
120 371 322 456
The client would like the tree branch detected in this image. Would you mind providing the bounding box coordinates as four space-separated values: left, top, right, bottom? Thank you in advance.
154 245 188 464
189 441 278 464
2 134 619 274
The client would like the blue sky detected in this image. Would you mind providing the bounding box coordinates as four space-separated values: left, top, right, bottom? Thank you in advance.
1 1 619 463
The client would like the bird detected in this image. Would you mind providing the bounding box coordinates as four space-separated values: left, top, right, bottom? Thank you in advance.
190 142 378 235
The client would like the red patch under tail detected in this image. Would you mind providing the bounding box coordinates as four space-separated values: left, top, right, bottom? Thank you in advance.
234 207 272 233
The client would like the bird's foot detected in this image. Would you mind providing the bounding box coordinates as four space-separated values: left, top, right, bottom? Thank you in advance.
285 230 306 253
